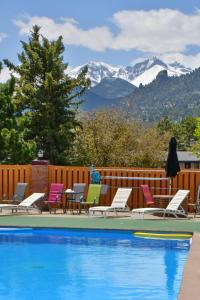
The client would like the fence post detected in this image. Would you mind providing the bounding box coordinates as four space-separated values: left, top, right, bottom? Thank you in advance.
30 160 50 195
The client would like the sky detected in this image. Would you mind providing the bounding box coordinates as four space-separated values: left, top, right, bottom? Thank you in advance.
1 0 200 81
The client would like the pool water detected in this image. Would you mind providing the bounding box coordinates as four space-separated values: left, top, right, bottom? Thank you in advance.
0 228 190 300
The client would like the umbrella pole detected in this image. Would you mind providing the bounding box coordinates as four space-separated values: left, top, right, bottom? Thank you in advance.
169 178 172 194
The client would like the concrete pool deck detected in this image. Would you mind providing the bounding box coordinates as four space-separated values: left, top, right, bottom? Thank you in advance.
0 212 199 300
0 212 199 232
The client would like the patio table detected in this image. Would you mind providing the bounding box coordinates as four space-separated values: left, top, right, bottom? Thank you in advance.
62 189 84 214
153 194 174 208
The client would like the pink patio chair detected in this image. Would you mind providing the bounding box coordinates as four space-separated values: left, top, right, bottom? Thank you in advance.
140 184 174 209
140 184 155 206
45 183 64 214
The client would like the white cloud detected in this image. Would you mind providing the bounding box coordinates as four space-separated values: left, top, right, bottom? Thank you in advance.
14 9 200 56
131 56 149 65
14 16 113 52
111 9 200 53
159 53 200 69
130 53 200 69
0 32 7 43
0 67 11 83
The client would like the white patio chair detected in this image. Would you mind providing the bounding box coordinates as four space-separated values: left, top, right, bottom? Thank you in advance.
132 189 190 219
89 188 132 217
0 193 45 214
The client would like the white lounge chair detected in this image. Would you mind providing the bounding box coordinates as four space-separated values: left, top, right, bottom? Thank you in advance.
132 189 190 219
0 193 45 214
89 188 132 217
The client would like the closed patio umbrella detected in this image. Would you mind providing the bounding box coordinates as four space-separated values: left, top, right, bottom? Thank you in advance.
165 137 180 193
165 137 180 178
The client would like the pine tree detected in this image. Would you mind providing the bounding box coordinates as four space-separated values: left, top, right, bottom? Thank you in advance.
0 74 36 164
4 25 90 164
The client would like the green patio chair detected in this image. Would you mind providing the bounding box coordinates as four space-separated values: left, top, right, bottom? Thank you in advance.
79 184 102 214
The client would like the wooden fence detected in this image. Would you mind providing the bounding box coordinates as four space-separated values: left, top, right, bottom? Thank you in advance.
0 164 200 211
0 165 30 200
48 166 200 211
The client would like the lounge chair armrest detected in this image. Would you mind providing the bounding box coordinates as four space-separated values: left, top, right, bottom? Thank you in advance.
188 202 200 206
13 194 22 201
55 193 60 202
43 194 48 202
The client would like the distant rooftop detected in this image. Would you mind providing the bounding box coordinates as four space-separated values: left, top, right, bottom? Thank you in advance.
177 151 200 162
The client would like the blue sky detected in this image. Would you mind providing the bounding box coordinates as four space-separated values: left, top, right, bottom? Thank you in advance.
1 0 200 74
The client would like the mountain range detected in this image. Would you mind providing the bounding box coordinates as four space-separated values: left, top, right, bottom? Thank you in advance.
69 57 200 122
69 57 193 112
82 77 136 110
121 67 200 122
69 57 192 87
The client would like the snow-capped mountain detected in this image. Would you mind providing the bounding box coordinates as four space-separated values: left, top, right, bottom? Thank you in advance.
68 57 192 87
68 61 120 86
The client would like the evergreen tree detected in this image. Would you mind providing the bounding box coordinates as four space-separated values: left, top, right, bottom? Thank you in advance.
192 118 200 157
0 73 16 162
173 117 197 150
157 116 197 151
4 25 90 164
0 75 36 164
157 116 173 135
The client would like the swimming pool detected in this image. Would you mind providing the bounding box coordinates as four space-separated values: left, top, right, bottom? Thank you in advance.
0 228 190 300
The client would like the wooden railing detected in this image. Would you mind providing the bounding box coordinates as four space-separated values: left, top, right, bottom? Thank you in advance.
0 164 200 211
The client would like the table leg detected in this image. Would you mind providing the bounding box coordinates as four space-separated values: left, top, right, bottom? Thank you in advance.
63 199 67 214
79 202 82 215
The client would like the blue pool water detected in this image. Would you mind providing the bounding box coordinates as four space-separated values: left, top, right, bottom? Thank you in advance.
0 228 190 300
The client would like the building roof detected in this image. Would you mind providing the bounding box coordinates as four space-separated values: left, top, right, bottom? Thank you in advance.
177 151 200 162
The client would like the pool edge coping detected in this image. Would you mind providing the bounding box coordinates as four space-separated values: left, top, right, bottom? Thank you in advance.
0 224 194 235
178 232 200 300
